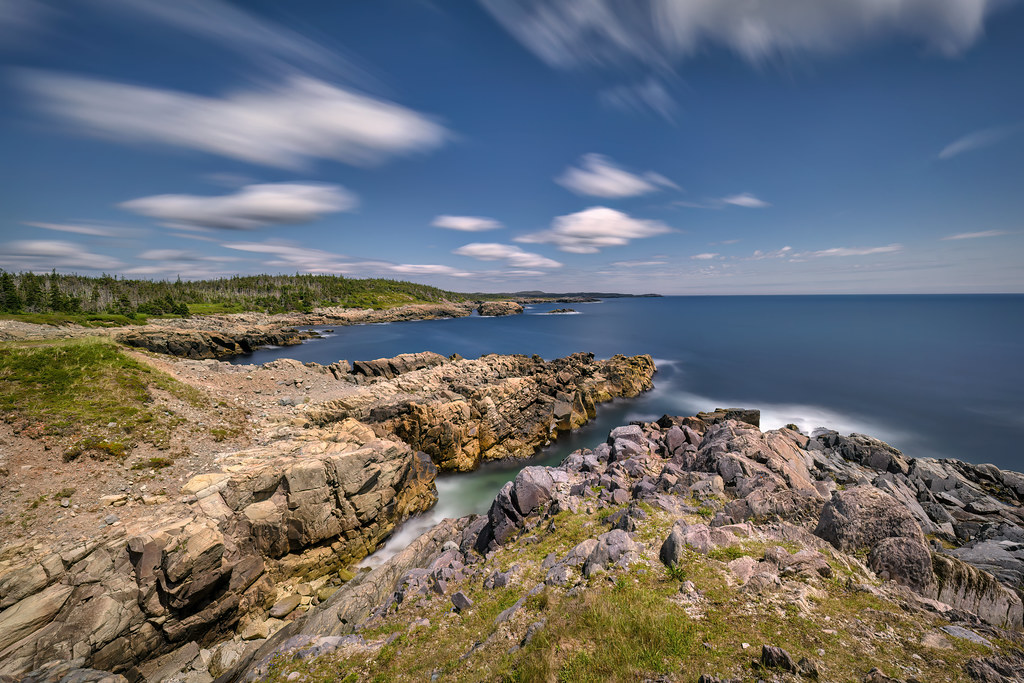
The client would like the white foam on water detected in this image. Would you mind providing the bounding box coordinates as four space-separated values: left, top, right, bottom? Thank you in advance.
664 389 910 444
358 477 469 568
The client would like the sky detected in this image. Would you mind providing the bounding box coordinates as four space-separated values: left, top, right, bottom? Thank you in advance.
1 0 1022 295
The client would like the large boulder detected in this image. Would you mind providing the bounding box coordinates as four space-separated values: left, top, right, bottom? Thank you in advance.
814 486 925 552
815 486 934 591
476 301 524 317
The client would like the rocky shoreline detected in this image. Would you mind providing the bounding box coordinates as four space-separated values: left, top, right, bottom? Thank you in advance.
0 351 655 681
215 412 1024 683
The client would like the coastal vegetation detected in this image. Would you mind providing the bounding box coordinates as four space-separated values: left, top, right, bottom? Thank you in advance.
0 336 205 455
0 269 472 321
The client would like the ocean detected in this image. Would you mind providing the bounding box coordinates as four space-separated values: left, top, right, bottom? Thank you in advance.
231 295 1024 560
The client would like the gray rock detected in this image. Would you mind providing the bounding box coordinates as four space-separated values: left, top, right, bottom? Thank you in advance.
451 591 473 612
511 467 554 517
269 594 301 619
760 645 796 672
868 537 935 592
814 486 925 552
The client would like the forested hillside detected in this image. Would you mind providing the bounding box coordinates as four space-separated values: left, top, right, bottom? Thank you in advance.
0 270 469 319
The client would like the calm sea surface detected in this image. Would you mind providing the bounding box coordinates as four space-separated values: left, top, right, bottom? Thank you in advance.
231 295 1024 561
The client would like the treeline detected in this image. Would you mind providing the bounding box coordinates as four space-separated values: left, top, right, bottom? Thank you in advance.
0 271 468 317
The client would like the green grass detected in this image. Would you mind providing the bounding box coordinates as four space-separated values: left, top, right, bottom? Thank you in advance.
0 312 147 327
0 337 205 453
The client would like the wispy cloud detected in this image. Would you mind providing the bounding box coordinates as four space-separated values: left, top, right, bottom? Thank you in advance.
453 243 562 269
518 206 672 254
432 215 504 232
120 182 357 230
97 0 344 76
481 1 1003 73
722 193 770 208
801 244 903 257
23 221 135 238
676 193 770 210
0 239 124 271
938 124 1022 160
598 77 678 121
610 259 668 267
941 230 1010 240
221 240 476 278
690 252 719 260
556 154 678 198
21 72 450 170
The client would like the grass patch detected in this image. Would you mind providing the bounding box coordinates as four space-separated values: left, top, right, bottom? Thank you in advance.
0 337 205 453
0 312 145 327
131 456 175 470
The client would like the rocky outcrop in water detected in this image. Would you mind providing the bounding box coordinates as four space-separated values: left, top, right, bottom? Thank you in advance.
117 327 313 360
476 301 524 317
309 352 657 471
217 415 1024 682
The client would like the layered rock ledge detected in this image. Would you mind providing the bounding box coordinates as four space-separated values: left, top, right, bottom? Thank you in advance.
308 352 656 471
217 414 1024 683
0 351 654 681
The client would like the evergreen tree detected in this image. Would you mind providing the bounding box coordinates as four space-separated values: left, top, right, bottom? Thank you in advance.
0 271 22 313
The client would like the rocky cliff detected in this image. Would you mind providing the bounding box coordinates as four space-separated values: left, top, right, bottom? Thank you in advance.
117 327 314 360
216 414 1024 683
308 352 657 471
0 418 436 682
0 351 655 681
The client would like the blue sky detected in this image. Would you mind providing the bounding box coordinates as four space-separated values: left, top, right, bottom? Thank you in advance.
1 0 1022 294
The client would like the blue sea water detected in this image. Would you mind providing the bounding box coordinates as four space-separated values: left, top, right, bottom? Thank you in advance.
232 295 1024 559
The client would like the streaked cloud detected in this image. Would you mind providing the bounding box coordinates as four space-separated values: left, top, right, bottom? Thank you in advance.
98 0 344 75
453 242 563 269
941 230 1010 240
517 206 673 254
802 244 903 258
598 77 678 121
24 221 134 238
0 239 124 271
690 252 719 260
611 259 669 267
432 215 504 232
676 193 771 210
21 72 450 170
556 154 678 198
120 182 357 230
221 240 475 278
481 1 1003 72
938 124 1022 160
748 246 793 261
722 193 771 208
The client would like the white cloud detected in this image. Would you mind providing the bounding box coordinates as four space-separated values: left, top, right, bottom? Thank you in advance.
748 246 793 260
722 193 771 208
611 259 669 267
556 154 678 198
21 72 450 170
454 243 563 269
432 215 504 232
802 244 903 257
0 239 123 271
221 240 475 278
24 221 132 238
677 193 771 209
938 124 1022 160
598 77 678 121
691 252 719 260
517 206 673 253
97 0 343 75
481 1 1003 72
120 182 356 230
941 230 1010 240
